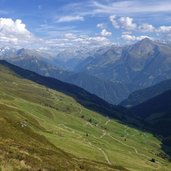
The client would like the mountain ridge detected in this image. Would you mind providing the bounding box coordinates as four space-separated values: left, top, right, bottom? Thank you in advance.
3 55 129 104
76 38 171 92
120 78 171 107
0 60 125 120
1 38 171 105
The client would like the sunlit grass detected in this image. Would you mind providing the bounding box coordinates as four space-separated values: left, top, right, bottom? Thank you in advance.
0 64 171 171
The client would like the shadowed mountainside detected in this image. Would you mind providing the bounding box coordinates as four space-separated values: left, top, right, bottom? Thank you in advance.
129 90 171 157
120 78 171 107
0 60 127 121
5 55 129 105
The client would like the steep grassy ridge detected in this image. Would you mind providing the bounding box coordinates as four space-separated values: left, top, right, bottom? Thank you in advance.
0 61 170 171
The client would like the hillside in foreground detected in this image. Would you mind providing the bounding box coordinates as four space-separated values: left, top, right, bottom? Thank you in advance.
0 61 171 171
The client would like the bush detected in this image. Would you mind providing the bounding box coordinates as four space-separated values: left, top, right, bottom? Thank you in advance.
150 158 156 163
81 115 85 119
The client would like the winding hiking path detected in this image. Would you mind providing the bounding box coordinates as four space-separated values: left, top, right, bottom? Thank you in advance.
108 133 138 154
100 130 106 139
100 119 110 138
99 120 152 161
85 121 94 128
58 124 76 134
83 116 112 165
98 119 112 164
79 106 83 115
57 110 159 168
104 119 111 126
108 132 152 160
86 139 111 165
98 148 111 165
123 126 129 138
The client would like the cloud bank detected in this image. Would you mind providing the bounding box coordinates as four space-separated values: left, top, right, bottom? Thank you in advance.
0 18 37 47
0 18 112 52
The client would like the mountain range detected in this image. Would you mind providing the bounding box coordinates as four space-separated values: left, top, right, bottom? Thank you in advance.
1 38 171 105
0 48 130 104
77 38 171 89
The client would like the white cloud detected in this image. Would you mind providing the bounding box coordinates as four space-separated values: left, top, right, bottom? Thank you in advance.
100 29 112 37
0 18 30 35
122 31 132 35
90 0 171 15
138 23 156 32
96 23 112 37
109 16 137 30
109 15 120 29
0 18 112 52
122 34 150 41
138 23 171 33
0 18 37 47
109 15 171 37
97 23 105 29
158 26 171 33
64 33 77 39
119 17 137 30
86 36 111 45
58 0 171 19
57 15 84 23
43 34 112 51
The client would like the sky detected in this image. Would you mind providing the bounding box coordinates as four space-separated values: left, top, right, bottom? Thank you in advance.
0 0 171 52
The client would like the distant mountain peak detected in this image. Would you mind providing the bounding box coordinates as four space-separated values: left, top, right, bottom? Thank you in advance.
141 37 152 42
129 38 155 54
136 38 154 46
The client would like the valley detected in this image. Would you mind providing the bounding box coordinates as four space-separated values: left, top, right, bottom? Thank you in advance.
0 61 171 171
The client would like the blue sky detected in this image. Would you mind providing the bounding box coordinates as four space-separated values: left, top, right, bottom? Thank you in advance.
0 0 171 51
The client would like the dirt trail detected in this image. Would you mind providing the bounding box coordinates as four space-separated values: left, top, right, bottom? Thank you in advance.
100 130 106 138
98 148 111 165
100 119 110 138
105 119 110 125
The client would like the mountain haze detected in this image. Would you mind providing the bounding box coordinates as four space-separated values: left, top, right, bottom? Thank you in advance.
2 38 171 105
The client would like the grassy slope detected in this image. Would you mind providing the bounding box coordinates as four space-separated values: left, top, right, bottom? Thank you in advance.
0 64 170 171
